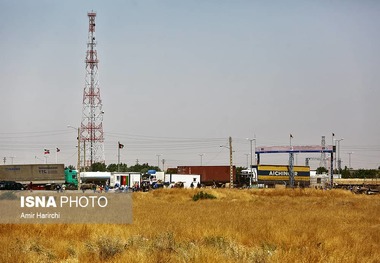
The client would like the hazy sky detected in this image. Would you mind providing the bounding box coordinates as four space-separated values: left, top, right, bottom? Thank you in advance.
0 0 379 170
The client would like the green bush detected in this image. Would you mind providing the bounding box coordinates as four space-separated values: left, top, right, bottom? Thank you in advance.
192 191 216 201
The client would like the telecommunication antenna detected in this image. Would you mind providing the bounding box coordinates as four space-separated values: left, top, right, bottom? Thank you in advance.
80 11 105 170
320 136 327 169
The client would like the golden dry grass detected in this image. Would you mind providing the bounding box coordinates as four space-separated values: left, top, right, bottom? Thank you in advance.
1 188 380 262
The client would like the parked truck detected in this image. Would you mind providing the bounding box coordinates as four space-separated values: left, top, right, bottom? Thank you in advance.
0 164 78 190
177 166 236 187
241 164 310 188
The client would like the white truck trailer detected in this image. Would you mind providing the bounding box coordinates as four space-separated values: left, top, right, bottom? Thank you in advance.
164 174 201 188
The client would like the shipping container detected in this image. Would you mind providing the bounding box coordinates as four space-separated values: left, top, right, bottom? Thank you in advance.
0 164 65 184
177 166 236 186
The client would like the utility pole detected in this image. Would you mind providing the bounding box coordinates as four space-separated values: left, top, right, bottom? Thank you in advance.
117 141 124 172
77 128 81 189
247 137 256 186
220 138 234 188
331 132 335 188
76 127 81 172
8 156 15 164
68 125 81 189
335 138 344 171
157 154 161 170
332 133 335 170
245 153 250 168
348 152 353 170
118 142 121 172
229 136 233 188
162 159 166 172
320 136 327 169
289 134 294 188
83 140 86 171
199 154 204 166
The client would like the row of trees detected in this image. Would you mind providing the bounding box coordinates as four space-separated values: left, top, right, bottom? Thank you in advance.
66 163 161 174
316 166 380 179
340 167 379 179
90 162 160 174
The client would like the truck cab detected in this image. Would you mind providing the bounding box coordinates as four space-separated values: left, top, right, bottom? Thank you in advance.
64 169 79 189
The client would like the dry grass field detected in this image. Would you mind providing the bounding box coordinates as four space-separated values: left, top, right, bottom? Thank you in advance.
1 188 380 263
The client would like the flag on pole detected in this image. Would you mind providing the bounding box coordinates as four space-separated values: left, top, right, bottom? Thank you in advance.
56 148 60 152
290 134 293 138
118 142 124 149
332 132 335 137
44 149 50 154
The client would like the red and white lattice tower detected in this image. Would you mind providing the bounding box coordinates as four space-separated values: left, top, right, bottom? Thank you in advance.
80 11 104 169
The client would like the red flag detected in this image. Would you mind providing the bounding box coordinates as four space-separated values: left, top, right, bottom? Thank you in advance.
118 142 124 149
44 149 50 154
56 148 60 153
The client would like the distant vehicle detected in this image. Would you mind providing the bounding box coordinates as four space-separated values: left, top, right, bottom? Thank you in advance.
141 180 150 192
0 181 25 190
151 181 164 189
64 169 79 189
0 164 78 190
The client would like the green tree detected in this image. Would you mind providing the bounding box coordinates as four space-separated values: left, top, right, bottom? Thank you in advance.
107 163 128 172
91 162 107 172
118 163 128 172
65 165 76 170
316 167 328 174
107 163 118 172
341 166 352 178
353 169 378 179
128 163 160 173
104 163 159 174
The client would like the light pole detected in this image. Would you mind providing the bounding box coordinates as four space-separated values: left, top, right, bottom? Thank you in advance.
348 152 354 170
199 154 204 166
68 125 81 190
246 137 257 167
10 156 15 164
162 159 166 172
245 153 250 168
247 137 257 186
335 138 344 171
220 136 234 188
156 154 161 170
289 134 295 188
35 156 44 163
